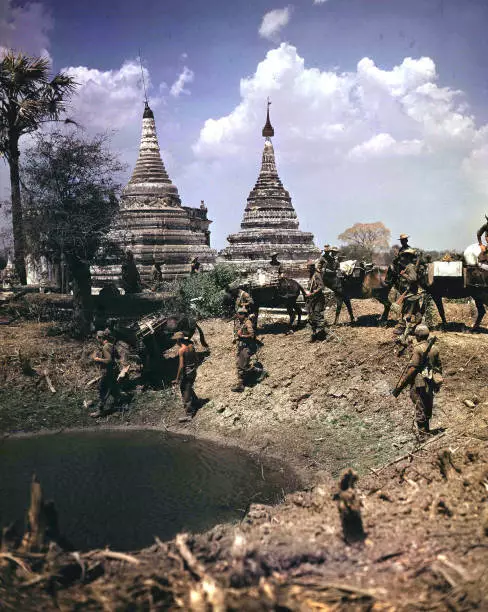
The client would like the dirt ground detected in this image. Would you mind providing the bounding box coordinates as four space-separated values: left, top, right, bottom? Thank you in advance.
1 299 487 610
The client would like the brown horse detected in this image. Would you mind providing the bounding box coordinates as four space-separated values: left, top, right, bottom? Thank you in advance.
322 266 392 325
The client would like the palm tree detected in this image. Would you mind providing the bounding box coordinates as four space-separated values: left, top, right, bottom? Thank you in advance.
0 50 77 284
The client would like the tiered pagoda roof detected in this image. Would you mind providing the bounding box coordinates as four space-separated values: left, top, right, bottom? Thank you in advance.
218 103 319 277
92 102 216 286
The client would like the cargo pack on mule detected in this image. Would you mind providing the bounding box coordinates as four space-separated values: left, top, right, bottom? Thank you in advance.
110 312 208 383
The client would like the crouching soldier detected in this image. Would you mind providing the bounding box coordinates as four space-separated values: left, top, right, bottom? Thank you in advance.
392 325 443 438
305 260 327 342
172 331 200 420
232 308 266 392
90 329 121 418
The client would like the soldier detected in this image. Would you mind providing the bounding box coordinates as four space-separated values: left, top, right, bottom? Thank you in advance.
476 216 488 266
232 308 265 392
90 329 121 418
121 250 142 294
392 325 443 437
235 287 254 314
269 253 284 277
386 234 418 289
150 260 163 291
476 215 488 250
305 260 327 342
395 278 426 348
320 245 343 292
190 256 201 274
172 331 200 420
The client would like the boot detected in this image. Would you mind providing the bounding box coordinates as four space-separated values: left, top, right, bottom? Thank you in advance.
255 368 268 382
316 329 328 341
310 333 317 343
232 383 245 392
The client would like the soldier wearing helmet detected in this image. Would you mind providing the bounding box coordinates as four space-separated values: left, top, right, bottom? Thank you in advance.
232 308 266 392
386 234 420 291
319 245 342 292
90 328 121 418
305 259 327 342
392 325 443 437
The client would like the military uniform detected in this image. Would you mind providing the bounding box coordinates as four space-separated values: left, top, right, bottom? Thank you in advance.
477 221 488 265
477 220 488 246
235 289 254 314
96 341 121 414
233 315 259 390
320 251 343 292
307 269 326 339
407 338 442 432
179 342 199 415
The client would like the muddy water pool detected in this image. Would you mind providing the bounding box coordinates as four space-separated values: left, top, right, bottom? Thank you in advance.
0 429 298 551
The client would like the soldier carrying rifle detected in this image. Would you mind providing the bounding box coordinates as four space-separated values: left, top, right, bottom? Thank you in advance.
392 325 443 438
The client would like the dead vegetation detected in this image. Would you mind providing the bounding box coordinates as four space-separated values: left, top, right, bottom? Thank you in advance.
0 298 487 609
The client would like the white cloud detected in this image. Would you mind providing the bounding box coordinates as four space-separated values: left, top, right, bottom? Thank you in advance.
258 7 291 41
63 60 161 131
189 43 488 250
170 66 194 98
348 133 424 159
313 0 329 3
0 0 52 57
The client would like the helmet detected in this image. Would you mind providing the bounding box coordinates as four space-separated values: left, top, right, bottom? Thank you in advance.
399 233 409 240
414 324 430 339
96 328 111 340
172 331 187 341
330 246 339 252
270 252 278 258
323 244 331 251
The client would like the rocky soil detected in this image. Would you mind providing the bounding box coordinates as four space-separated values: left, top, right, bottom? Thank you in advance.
1 299 487 609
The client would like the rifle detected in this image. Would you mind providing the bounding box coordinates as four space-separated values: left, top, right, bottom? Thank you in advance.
392 336 437 398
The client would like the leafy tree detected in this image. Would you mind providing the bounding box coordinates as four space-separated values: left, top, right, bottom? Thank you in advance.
338 222 391 261
22 130 125 337
177 264 241 318
0 50 77 284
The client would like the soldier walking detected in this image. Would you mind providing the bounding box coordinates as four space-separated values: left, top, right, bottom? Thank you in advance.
232 308 266 392
392 325 443 437
305 260 327 342
172 331 200 420
90 329 121 418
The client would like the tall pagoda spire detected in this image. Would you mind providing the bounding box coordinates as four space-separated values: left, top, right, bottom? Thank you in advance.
262 97 274 138
124 102 180 202
218 101 319 278
92 99 217 286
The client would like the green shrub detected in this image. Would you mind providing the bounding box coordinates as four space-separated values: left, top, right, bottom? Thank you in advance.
177 264 240 318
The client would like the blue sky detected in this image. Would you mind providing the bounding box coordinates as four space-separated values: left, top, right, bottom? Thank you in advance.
2 0 488 251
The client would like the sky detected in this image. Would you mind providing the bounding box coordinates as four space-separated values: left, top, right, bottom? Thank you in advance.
1 0 488 252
